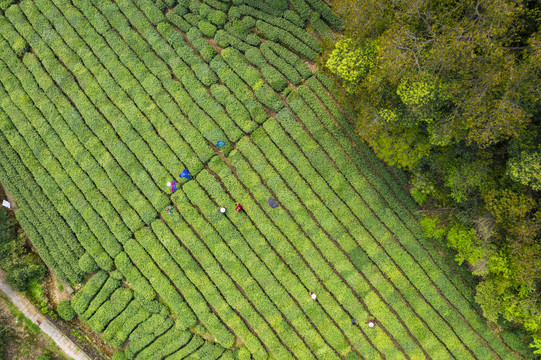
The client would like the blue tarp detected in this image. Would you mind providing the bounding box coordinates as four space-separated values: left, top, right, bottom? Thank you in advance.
180 169 191 180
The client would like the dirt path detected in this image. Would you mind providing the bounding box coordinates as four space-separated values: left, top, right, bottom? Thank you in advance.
0 277 92 360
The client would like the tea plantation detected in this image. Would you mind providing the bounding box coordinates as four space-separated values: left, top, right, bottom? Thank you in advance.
0 0 530 358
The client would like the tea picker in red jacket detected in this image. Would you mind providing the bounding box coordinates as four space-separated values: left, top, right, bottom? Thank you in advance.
366 316 376 328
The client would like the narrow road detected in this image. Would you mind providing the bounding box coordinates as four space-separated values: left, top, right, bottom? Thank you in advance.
0 277 92 360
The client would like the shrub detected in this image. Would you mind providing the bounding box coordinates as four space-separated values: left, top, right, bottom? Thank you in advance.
136 326 190 360
82 277 121 320
71 271 108 315
78 252 99 274
109 270 124 280
135 0 165 25
267 41 312 78
198 2 212 17
166 12 191 32
112 351 127 360
228 6 241 20
267 0 287 11
191 37 217 62
201 0 228 11
0 17 28 55
310 12 332 36
304 0 344 29
225 19 250 38
289 0 311 20
124 237 195 327
254 80 284 111
88 287 133 332
102 298 151 346
169 335 204 358
208 9 227 26
35 355 52 360
260 43 302 84
57 300 76 321
214 30 251 51
284 9 304 27
125 314 174 357
198 20 217 37
221 47 261 87
184 12 201 26
173 4 188 15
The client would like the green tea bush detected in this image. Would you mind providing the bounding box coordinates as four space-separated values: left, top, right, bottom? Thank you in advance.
266 109 476 354
309 12 332 35
0 17 29 55
253 80 283 111
193 62 219 85
214 29 252 51
87 287 133 332
260 43 302 84
208 9 227 26
267 41 312 78
102 298 151 345
228 5 241 19
224 19 250 38
221 47 261 87
151 218 237 348
167 335 204 359
304 0 343 29
210 56 267 123
192 341 227 358
125 314 173 358
238 4 320 51
210 84 256 132
283 9 304 27
11 11 159 233
173 3 188 14
166 11 192 31
115 252 157 301
56 300 76 321
125 236 195 327
184 12 201 26
78 253 99 274
71 271 109 315
236 0 280 16
137 326 191 360
201 0 228 11
82 277 121 320
0 71 119 271
111 351 127 360
245 47 287 91
198 19 217 36
133 0 165 25
289 0 311 20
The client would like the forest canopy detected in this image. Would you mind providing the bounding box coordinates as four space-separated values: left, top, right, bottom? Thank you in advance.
327 0 541 351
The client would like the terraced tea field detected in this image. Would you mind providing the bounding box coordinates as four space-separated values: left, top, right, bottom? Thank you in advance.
0 0 530 358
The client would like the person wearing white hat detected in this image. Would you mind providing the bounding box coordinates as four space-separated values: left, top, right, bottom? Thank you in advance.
309 291 316 301
366 316 376 328
220 206 227 214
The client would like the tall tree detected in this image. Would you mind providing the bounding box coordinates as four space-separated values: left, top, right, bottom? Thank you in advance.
327 0 541 351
